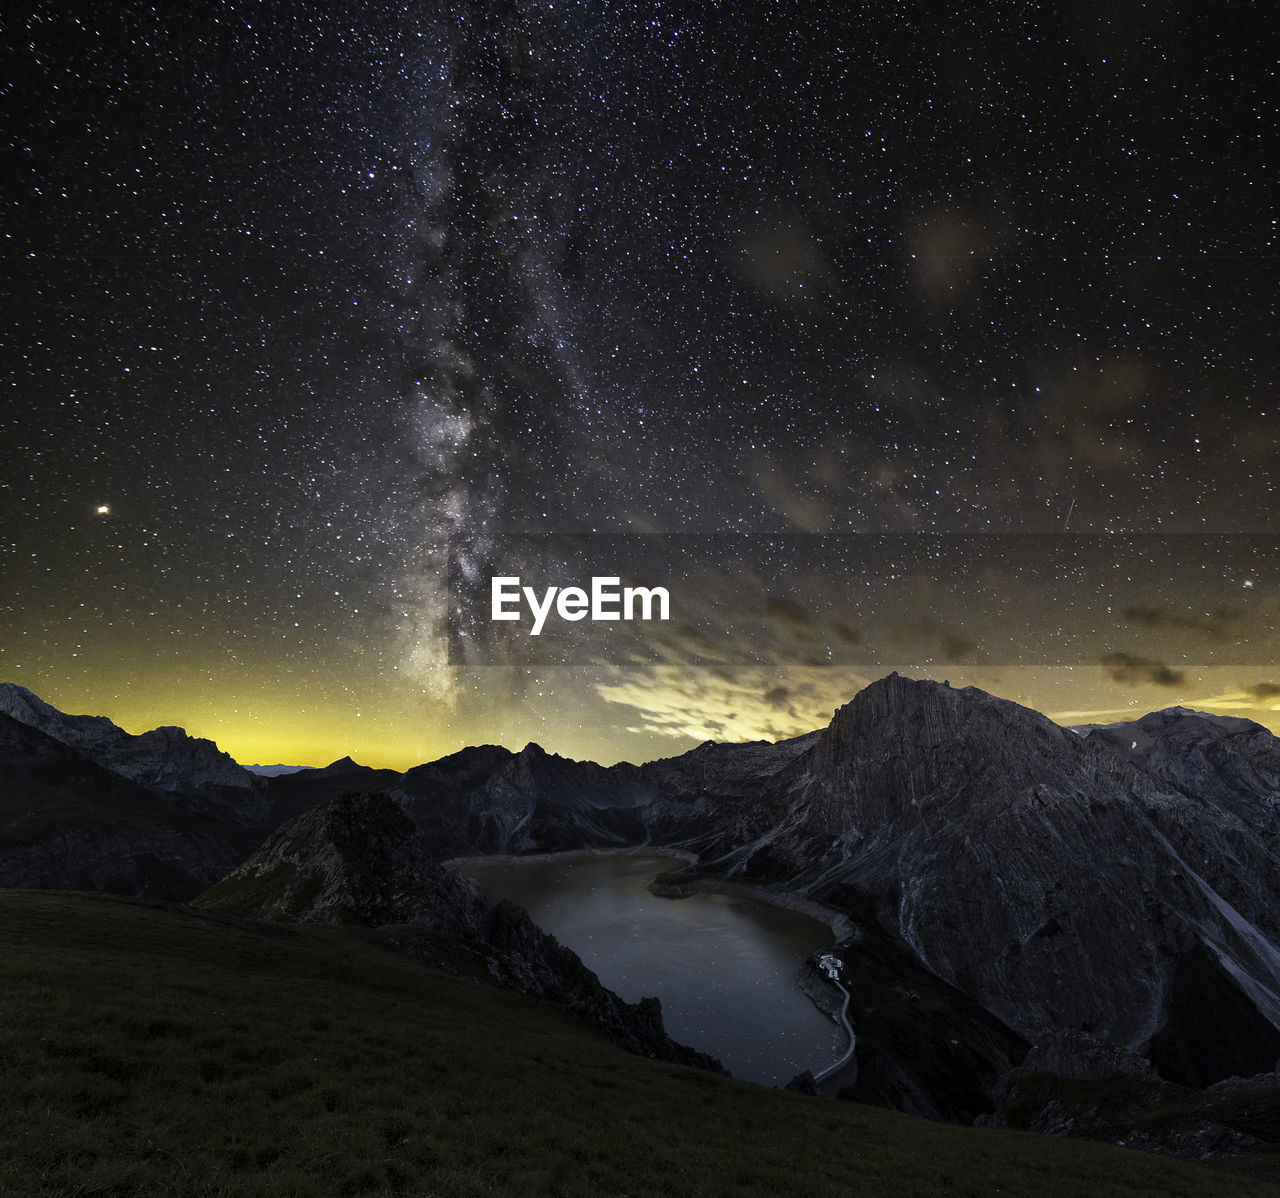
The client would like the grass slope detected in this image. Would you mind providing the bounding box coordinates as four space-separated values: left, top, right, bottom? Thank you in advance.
2 890 1278 1198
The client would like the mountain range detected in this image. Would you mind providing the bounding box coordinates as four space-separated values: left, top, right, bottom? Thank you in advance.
4 675 1280 1152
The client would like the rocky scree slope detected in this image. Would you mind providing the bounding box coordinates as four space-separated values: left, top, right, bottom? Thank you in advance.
1077 707 1280 835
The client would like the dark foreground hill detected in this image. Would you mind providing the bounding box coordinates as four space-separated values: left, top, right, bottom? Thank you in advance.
3 888 1279 1198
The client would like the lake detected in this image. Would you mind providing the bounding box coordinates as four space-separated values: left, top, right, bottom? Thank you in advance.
453 851 841 1086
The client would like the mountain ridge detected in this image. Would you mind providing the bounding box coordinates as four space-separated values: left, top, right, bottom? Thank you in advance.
6 675 1280 1126
0 682 256 798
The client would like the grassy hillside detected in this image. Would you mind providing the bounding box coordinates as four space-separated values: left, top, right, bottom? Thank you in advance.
1 890 1278 1198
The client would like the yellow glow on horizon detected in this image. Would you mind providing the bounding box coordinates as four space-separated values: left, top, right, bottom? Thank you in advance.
18 684 464 772
8 662 1280 775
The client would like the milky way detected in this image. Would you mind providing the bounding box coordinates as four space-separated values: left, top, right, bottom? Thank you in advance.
3 3 1276 767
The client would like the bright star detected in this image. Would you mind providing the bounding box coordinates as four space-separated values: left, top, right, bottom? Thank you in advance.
96 504 110 515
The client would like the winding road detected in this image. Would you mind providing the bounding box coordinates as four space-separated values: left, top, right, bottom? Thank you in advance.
813 977 855 1083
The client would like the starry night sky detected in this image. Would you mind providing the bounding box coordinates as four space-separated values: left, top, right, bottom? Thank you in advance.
3 2 1277 768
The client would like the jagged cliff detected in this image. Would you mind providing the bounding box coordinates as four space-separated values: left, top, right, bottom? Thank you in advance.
689 675 1280 1085
0 683 258 802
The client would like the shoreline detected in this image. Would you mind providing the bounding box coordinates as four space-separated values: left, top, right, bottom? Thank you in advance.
443 844 696 870
445 847 852 943
647 873 855 943
446 845 854 1088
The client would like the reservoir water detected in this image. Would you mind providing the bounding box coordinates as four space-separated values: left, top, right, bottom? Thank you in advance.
454 851 840 1086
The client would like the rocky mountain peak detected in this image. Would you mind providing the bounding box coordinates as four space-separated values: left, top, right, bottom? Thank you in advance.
1077 703 1280 832
1135 706 1270 740
8 680 1280 1103
0 681 121 737
0 683 253 794
819 673 1073 774
1075 707 1271 748
318 755 364 773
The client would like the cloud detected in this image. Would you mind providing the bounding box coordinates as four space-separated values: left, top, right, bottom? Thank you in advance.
761 597 813 625
884 617 981 663
595 666 872 744
1122 603 1242 642
736 222 836 301
1101 652 1186 688
763 684 791 709
750 459 833 530
909 208 992 303
1245 682 1280 701
1048 706 1147 723
831 619 862 646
